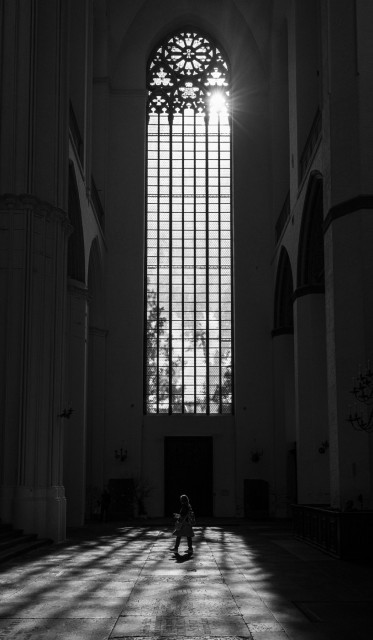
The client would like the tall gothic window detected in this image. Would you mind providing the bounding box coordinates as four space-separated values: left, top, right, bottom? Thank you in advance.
145 28 233 414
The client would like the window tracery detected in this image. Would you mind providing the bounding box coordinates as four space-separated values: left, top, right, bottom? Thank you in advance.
145 29 233 414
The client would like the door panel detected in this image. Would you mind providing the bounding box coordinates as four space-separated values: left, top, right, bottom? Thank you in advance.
164 436 213 517
244 479 269 519
108 478 134 520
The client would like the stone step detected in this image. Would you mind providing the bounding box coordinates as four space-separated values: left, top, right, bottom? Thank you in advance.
0 527 24 542
0 537 51 563
0 522 52 563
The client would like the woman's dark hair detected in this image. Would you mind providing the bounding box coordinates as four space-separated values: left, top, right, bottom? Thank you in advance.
180 494 189 505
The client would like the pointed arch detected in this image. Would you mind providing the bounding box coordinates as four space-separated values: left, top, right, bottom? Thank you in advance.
297 171 324 291
67 162 85 282
145 26 233 415
273 247 294 335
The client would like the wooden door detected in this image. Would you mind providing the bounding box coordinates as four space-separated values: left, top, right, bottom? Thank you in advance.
164 436 213 517
244 479 269 519
108 478 134 520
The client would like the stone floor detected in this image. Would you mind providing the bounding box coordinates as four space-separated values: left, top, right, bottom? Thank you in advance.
0 520 372 639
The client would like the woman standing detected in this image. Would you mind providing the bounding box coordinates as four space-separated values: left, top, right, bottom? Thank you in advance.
172 494 195 554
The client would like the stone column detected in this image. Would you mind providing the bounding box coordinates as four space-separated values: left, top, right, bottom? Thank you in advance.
0 1 70 540
294 292 330 504
63 279 89 527
0 195 71 541
287 0 299 203
322 0 373 509
324 213 373 509
0 0 69 206
272 332 296 516
86 326 107 519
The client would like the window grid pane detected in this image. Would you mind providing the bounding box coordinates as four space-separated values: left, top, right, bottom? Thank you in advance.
145 29 233 414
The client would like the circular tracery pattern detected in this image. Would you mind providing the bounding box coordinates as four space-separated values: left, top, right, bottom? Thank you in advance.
147 29 229 116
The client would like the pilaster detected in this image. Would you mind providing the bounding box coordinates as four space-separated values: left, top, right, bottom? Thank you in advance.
294 292 330 504
322 0 373 509
86 326 107 520
0 0 69 208
0 194 71 541
287 0 299 205
63 279 89 527
324 211 373 509
272 333 296 516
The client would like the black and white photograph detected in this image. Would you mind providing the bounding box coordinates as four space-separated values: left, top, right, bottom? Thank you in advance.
0 1 372 638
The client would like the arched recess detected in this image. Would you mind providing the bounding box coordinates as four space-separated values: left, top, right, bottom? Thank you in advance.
86 238 107 520
64 162 88 527
294 171 329 505
272 247 296 516
274 247 294 334
297 170 324 291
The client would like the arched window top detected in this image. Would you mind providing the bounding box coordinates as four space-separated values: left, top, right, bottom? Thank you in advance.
274 247 294 333
145 27 233 415
147 28 230 118
297 172 324 289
